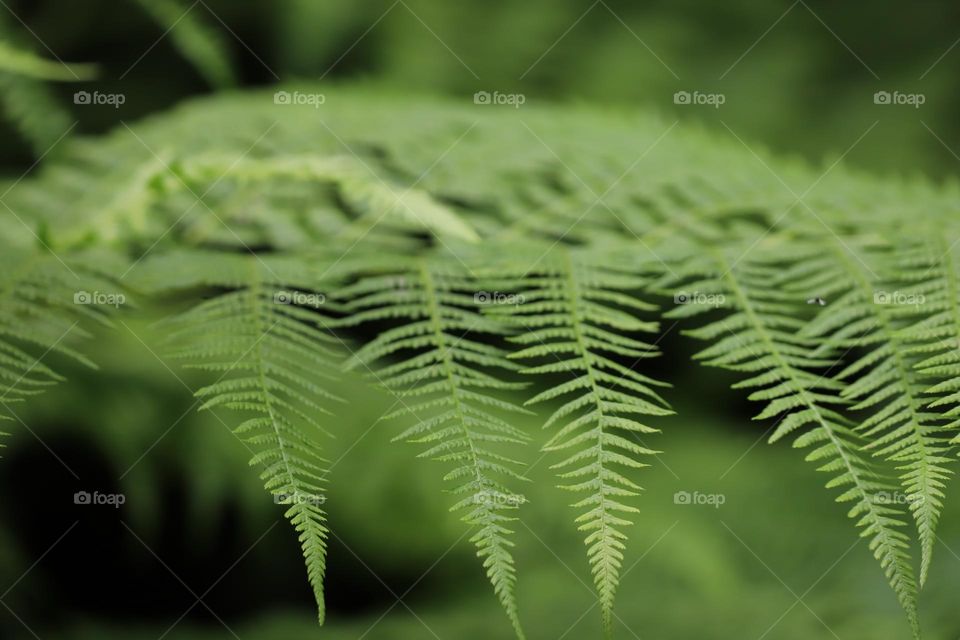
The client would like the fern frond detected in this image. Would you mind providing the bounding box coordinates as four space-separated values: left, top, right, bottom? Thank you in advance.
155 250 340 623
0 241 119 440
0 41 96 80
790 238 953 588
664 243 921 636
176 153 480 244
896 236 960 437
0 18 90 155
5 83 959 635
491 246 672 635
132 0 237 87
338 252 529 639
0 65 74 156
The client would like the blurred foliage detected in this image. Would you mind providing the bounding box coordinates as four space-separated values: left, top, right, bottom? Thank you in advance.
1 0 960 174
2 1 960 638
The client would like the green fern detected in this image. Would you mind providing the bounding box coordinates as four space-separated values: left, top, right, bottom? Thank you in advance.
487 246 672 634
337 252 530 639
895 235 960 437
0 240 120 445
783 238 954 588
0 18 88 155
4 85 960 637
661 242 921 637
0 41 96 80
132 0 237 88
139 249 340 623
0 0 232 156
174 153 480 244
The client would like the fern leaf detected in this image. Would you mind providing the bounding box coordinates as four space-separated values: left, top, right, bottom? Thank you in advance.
338 253 529 639
0 241 120 448
6 83 959 634
790 239 953 588
493 246 672 635
664 244 921 637
0 18 89 155
0 41 96 80
177 153 480 243
0 65 74 156
132 0 237 87
897 236 960 437
156 250 339 623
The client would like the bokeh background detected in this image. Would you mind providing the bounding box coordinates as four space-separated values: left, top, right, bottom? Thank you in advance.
2 1 960 639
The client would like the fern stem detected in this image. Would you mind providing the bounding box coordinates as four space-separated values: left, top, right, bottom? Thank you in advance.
560 248 617 635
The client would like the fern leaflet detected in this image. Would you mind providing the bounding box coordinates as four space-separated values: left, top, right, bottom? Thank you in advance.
153 250 340 623
663 243 921 637
338 253 529 639
493 246 672 634
792 239 953 587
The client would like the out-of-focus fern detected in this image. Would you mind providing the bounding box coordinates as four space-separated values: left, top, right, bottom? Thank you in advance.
131 0 236 88
0 0 233 157
0 20 91 155
4 85 960 638
175 154 479 243
0 41 96 80
0 240 119 446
